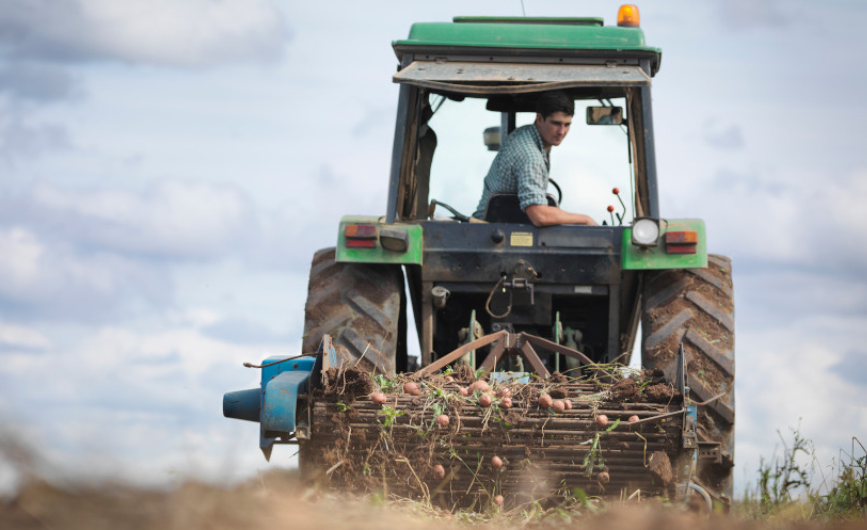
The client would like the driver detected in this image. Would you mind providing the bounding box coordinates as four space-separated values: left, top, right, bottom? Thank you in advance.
472 91 598 227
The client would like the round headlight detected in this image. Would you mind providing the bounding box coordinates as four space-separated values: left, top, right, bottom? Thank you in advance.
632 218 660 246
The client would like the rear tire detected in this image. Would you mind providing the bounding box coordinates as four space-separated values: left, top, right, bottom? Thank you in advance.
302 247 403 374
641 255 735 502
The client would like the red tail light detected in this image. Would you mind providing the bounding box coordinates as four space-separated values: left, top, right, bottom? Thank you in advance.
345 224 378 248
664 230 698 254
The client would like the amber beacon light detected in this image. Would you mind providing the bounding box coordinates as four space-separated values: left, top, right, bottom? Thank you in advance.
617 4 640 27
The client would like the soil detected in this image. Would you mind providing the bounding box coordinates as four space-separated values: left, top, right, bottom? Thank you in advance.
2 470 864 530
323 366 375 401
643 384 682 404
548 371 569 384
549 388 569 399
648 451 674 487
451 361 477 384
609 378 640 402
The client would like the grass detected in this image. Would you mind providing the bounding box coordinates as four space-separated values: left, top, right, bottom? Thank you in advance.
738 426 865 522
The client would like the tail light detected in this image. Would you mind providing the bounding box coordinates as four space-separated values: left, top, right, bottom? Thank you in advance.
344 224 377 248
665 230 698 254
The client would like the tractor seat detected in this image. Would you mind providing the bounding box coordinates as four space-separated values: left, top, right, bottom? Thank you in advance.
483 193 558 224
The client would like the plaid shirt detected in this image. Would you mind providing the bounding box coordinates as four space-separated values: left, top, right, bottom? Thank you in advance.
473 124 550 219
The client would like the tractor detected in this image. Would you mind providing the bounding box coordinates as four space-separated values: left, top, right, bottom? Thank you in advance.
224 6 735 510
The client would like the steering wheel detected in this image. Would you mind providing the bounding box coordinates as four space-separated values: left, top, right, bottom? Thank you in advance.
548 178 563 206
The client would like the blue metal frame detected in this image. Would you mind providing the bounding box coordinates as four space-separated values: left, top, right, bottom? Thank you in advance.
257 356 315 460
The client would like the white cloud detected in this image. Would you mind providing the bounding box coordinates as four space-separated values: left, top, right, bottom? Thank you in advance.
734 315 867 492
0 0 289 67
0 226 170 320
0 318 51 351
6 180 258 261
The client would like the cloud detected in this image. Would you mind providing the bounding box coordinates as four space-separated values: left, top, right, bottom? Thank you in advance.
203 316 293 346
0 226 171 322
0 318 51 352
828 350 867 388
694 167 867 275
0 0 290 67
0 62 79 164
0 62 82 103
0 319 274 489
703 121 744 151
0 115 71 164
716 0 790 30
734 317 867 492
2 180 258 261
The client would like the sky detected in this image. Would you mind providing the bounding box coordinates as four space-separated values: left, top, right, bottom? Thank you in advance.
1 0 865 497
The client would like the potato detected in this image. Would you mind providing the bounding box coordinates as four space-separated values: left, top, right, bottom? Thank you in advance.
564 400 573 410
497 387 511 398
552 400 565 413
371 392 387 406
596 414 609 426
403 382 420 396
472 380 490 392
479 394 492 407
628 415 639 423
433 464 445 480
493 495 504 506
458 386 469 397
597 471 610 485
491 455 503 469
436 414 450 427
538 394 553 408
500 397 512 409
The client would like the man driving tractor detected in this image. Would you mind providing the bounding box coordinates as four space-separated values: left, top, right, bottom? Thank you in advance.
472 91 598 227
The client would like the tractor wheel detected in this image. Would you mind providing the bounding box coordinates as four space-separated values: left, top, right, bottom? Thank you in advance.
641 254 735 503
302 247 403 374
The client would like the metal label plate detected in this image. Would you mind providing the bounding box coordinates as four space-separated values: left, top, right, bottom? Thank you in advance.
510 231 534 247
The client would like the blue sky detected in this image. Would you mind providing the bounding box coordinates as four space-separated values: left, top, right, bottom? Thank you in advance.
1 0 865 496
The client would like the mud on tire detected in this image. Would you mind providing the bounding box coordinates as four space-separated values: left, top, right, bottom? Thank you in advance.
641 254 735 501
302 248 403 374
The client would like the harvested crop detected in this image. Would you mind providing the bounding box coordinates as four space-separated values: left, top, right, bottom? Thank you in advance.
628 415 639 423
491 455 503 469
497 387 511 398
500 397 512 409
403 382 420 396
472 380 490 392
433 464 445 480
436 414 450 427
493 495 504 506
444 375 454 383
479 394 492 407
458 387 469 397
552 400 565 413
596 414 609 426
538 394 553 408
371 392 387 406
564 400 572 410
597 471 610 485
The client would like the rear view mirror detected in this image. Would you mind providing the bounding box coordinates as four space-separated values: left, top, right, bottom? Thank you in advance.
484 126 500 151
586 106 624 125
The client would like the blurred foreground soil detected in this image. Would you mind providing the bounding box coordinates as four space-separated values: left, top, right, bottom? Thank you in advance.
2 470 866 530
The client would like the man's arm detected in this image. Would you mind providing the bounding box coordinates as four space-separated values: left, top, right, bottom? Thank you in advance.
525 205 598 227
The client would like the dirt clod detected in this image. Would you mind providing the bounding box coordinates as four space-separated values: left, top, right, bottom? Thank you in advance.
649 451 673 487
609 378 641 402
644 384 681 404
323 367 374 401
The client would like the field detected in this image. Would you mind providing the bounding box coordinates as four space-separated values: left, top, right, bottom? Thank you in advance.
1 431 863 530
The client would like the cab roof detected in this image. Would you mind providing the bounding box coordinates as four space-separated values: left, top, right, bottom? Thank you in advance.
393 17 662 76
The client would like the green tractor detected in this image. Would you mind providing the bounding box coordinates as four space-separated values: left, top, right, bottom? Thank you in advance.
224 6 735 510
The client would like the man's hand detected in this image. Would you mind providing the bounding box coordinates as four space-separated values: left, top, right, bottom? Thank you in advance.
525 205 598 227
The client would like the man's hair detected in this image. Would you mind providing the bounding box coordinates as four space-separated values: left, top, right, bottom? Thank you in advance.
536 91 574 118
